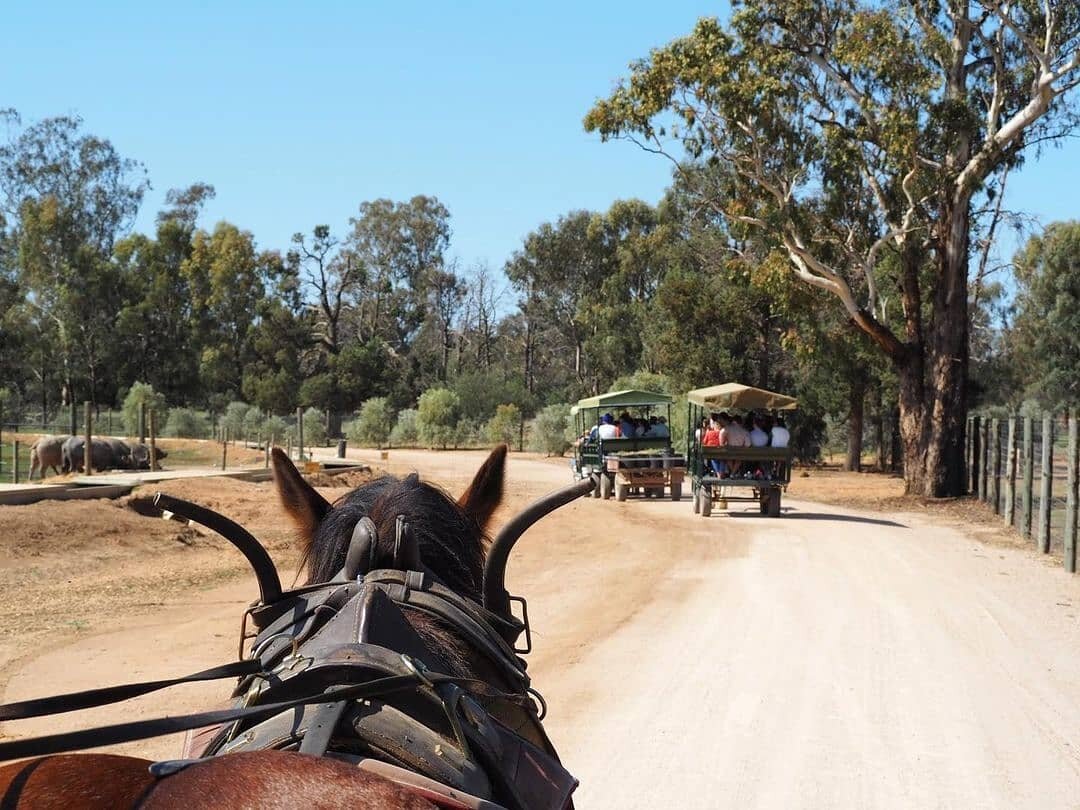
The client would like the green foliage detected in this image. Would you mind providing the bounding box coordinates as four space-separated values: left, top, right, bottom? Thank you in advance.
417 388 460 449
302 406 327 447
163 407 210 439
263 415 288 445
348 397 397 448
452 370 533 422
485 404 521 447
389 409 419 447
122 382 167 436
1011 221 1080 408
454 418 483 449
220 401 250 441
243 406 266 437
529 404 573 456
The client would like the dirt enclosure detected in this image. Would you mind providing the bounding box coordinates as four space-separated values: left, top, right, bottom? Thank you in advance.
2 451 1080 808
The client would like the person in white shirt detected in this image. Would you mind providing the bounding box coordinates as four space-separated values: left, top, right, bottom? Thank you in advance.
724 414 752 447
749 415 769 447
770 416 791 448
597 412 619 440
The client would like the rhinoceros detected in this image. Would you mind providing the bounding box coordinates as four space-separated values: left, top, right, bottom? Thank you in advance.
29 435 71 479
129 443 168 470
103 438 134 469
62 437 118 474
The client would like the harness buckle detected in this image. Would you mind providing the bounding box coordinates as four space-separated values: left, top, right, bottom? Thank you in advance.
508 595 532 655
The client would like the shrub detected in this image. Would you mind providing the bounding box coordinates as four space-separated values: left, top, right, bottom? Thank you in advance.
243 406 266 438
529 403 572 456
164 407 210 439
389 409 419 447
454 418 483 448
485 403 521 447
122 382 167 436
218 401 250 441
348 397 396 448
417 388 461 449
263 415 289 446
301 406 327 447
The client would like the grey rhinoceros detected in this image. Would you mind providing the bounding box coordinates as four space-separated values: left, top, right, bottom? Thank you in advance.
61 437 118 474
29 435 71 479
129 443 168 470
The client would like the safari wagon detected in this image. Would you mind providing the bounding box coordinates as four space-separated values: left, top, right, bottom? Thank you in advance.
686 383 796 517
570 389 685 502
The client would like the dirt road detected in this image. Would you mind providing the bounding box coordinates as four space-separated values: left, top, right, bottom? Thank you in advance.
4 450 1080 808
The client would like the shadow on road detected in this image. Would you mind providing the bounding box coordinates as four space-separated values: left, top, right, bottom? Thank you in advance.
728 510 908 528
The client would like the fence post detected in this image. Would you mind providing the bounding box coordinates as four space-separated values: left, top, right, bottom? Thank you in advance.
139 402 147 444
979 418 990 502
1022 416 1034 538
265 434 272 469
149 410 159 472
69 401 77 438
221 428 228 471
1005 416 1017 527
1039 415 1054 554
1066 411 1079 573
990 418 1001 513
12 440 19 483
84 401 93 476
296 407 304 462
108 411 112 435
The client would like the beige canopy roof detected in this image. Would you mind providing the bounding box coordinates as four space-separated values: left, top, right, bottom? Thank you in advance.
685 383 798 411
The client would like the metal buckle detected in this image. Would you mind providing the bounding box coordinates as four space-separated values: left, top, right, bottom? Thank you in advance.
509 594 532 654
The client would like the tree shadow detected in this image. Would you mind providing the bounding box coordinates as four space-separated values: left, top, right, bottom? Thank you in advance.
727 509 907 528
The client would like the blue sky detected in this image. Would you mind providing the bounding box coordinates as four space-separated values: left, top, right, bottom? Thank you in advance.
3 1 1078 280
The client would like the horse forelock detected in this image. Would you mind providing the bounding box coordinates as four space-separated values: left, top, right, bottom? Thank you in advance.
304 474 487 601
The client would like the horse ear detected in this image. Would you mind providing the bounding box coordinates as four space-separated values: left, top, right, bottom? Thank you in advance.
458 444 507 530
271 447 331 548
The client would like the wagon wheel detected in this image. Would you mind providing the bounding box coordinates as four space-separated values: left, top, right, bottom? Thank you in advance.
759 491 769 514
600 474 613 500
670 482 682 501
615 481 628 502
701 488 712 517
767 487 782 517
590 474 602 497
692 487 701 514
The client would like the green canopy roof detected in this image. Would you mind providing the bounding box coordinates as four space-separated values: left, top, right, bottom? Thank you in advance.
686 383 798 411
574 389 672 410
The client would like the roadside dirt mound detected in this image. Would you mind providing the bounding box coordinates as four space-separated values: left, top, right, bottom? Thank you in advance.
303 467 376 488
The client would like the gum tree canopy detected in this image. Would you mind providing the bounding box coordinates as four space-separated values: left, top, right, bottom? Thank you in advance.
585 1 1080 496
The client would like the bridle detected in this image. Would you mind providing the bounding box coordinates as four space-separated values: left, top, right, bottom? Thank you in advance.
0 477 595 810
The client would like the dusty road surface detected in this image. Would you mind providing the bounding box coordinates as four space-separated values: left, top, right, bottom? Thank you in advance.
3 449 1080 808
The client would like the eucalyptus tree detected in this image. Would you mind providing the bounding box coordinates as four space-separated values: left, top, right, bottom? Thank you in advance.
585 1 1080 495
0 112 147 414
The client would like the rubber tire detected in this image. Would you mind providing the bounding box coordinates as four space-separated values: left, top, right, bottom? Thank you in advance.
701 489 712 517
591 474 602 498
692 488 701 513
615 482 628 502
670 483 682 502
600 474 613 500
768 488 781 517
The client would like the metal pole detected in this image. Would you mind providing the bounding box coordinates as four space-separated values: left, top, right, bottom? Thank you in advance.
1005 416 1017 528
970 415 981 496
84 401 93 476
1066 411 1079 573
1039 415 1053 554
979 418 990 502
149 409 159 472
12 440 19 483
222 428 228 471
296 407 304 462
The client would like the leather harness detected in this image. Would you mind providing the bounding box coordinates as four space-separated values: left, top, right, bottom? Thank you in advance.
0 479 596 810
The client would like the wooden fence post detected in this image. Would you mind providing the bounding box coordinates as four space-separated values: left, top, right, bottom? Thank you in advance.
84 401 93 477
149 410 158 472
1005 416 1017 527
296 407 304 462
1039 415 1054 554
12 440 19 483
139 402 147 444
265 434 272 469
979 418 990 502
990 418 1001 513
221 428 228 471
1022 416 1034 538
1066 411 1079 573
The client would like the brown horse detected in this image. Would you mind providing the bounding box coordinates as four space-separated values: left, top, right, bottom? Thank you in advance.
0 445 573 808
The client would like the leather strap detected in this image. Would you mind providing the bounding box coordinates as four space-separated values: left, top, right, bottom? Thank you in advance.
0 659 263 721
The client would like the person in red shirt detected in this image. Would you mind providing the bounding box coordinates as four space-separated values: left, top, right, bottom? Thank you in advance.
702 415 726 476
